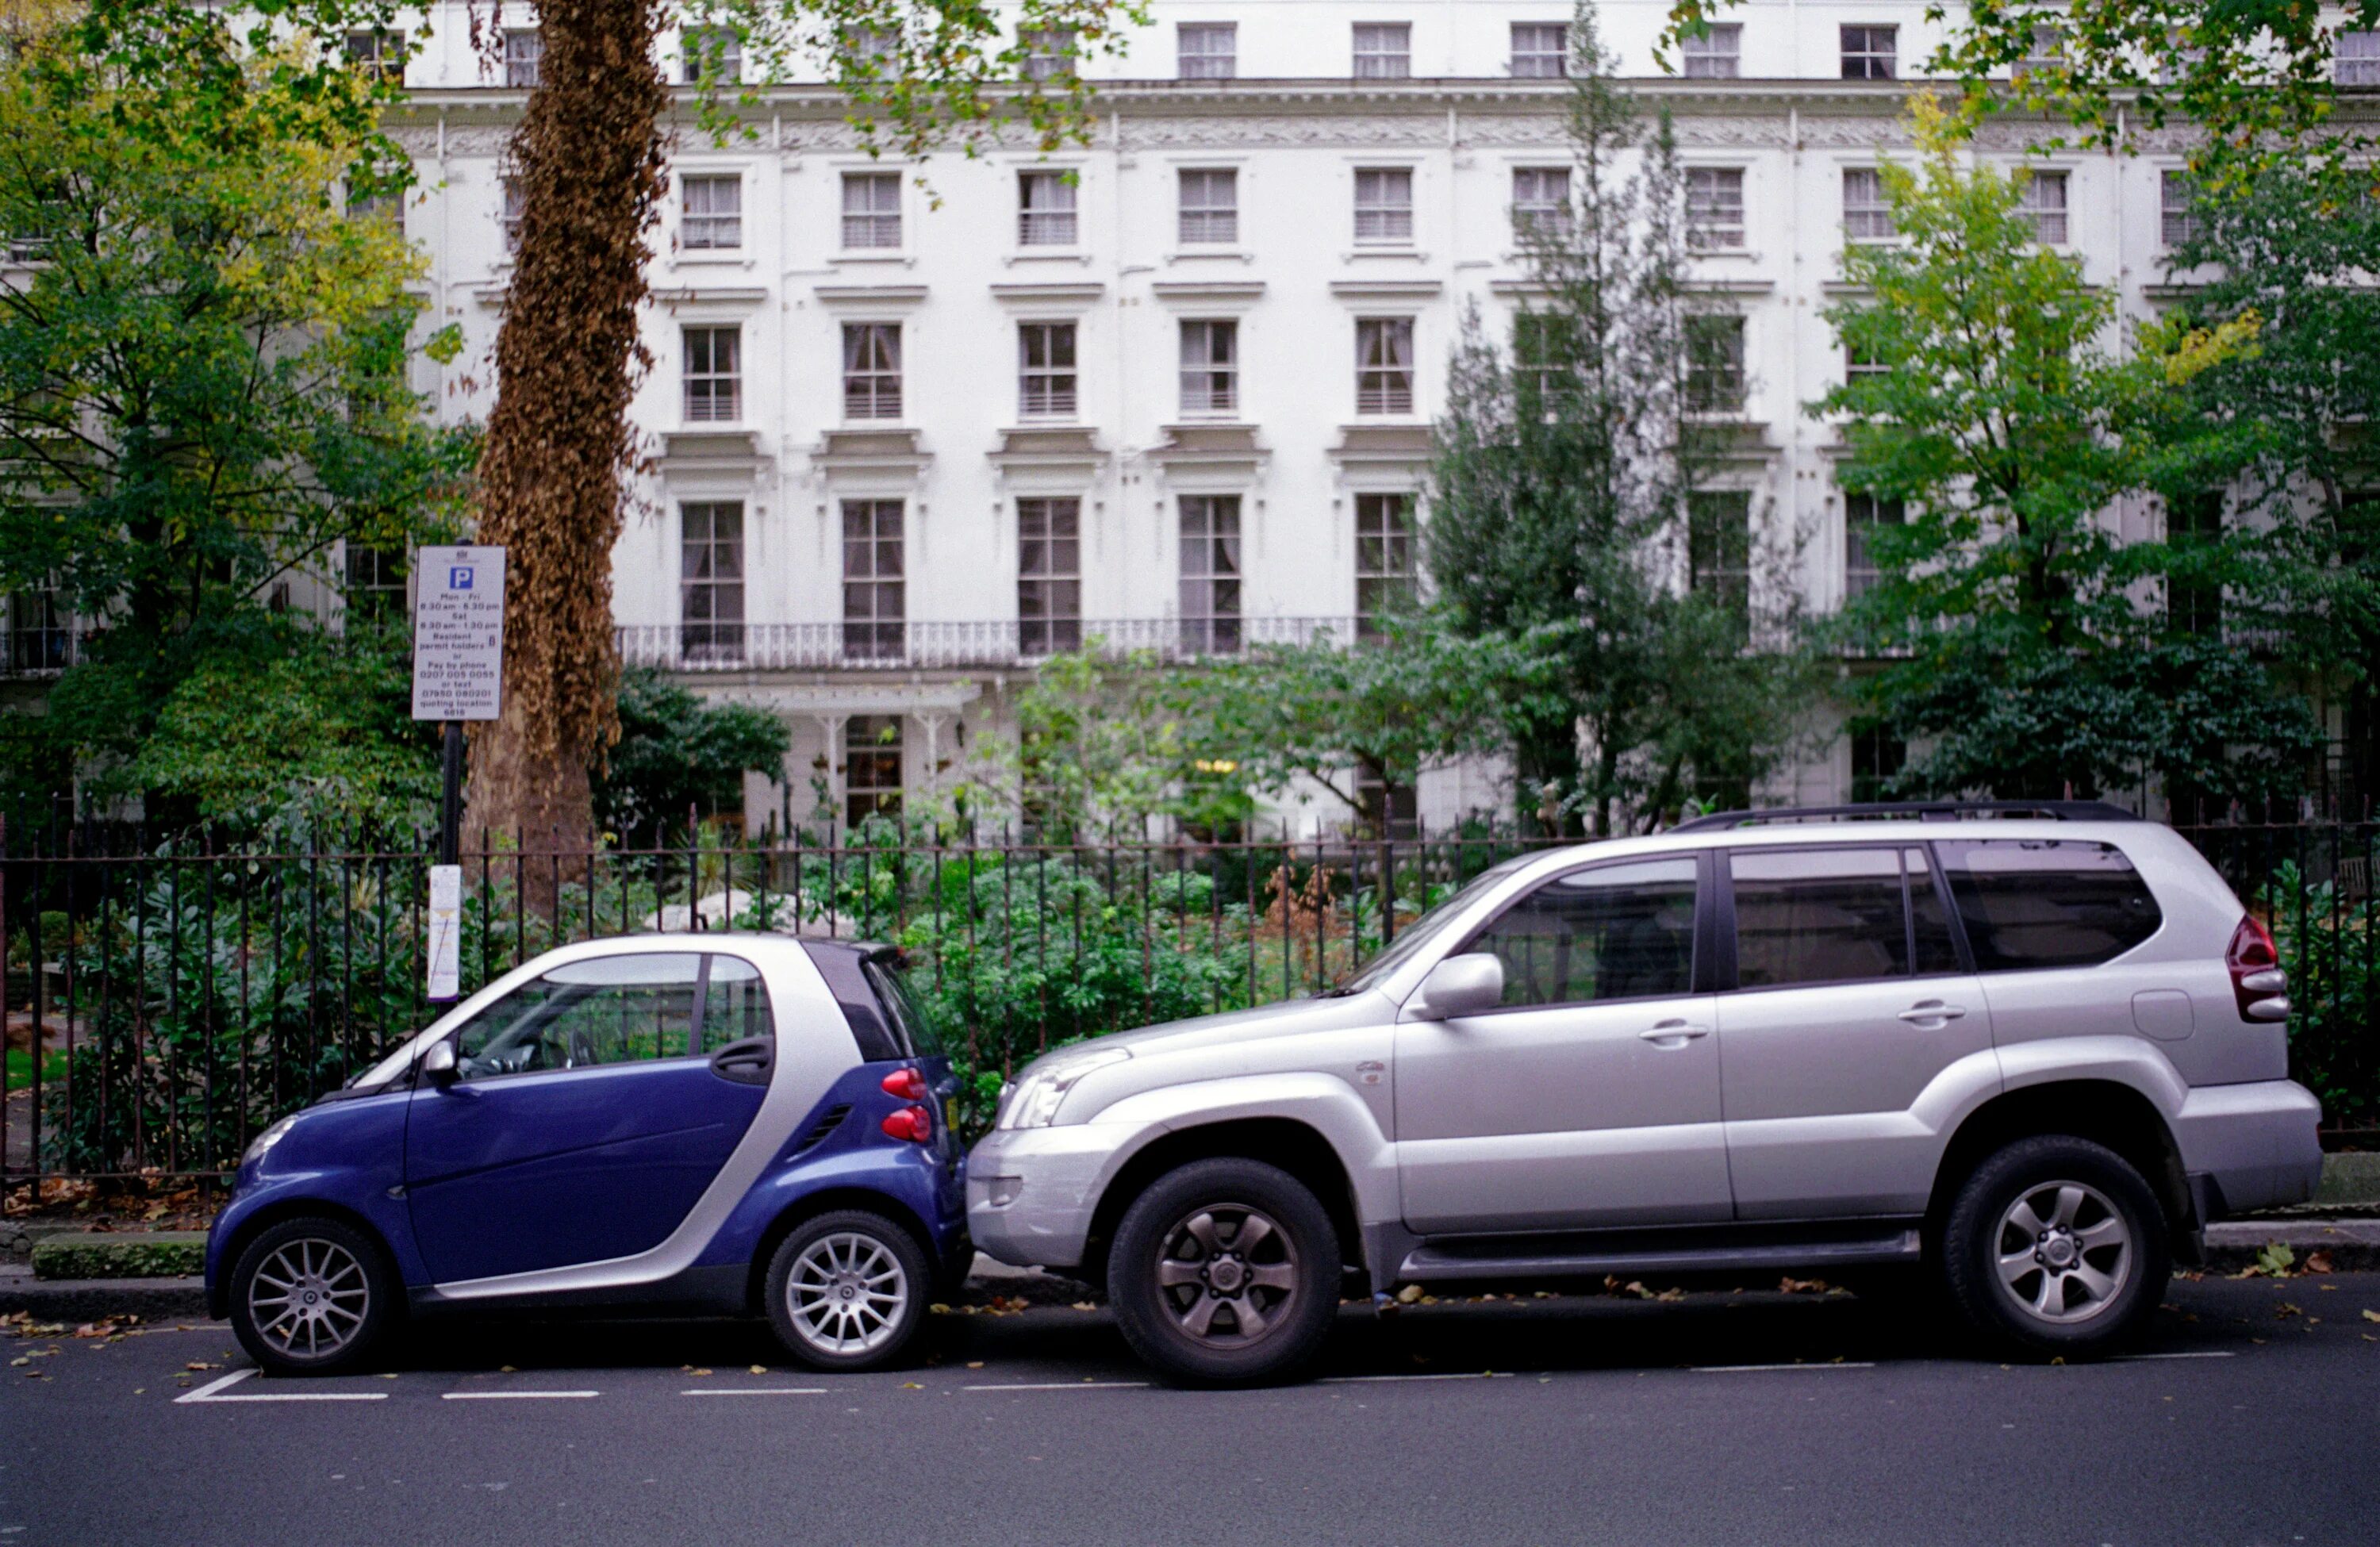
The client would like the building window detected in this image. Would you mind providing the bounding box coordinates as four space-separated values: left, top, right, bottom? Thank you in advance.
2013 23 2063 82
1840 24 1896 80
1843 167 1894 240
1356 317 1415 415
2160 170 2201 248
1019 321 1078 418
1354 167 1415 242
2021 170 2068 244
346 182 402 228
1178 22 1236 79
1848 720 1906 803
2167 491 2224 635
841 171 901 249
1018 171 1078 246
1354 766 1419 838
1681 23 1740 79
1844 491 1902 602
1686 167 1746 249
682 325 741 422
1513 311 1579 404
842 322 902 420
841 25 898 71
1023 27 1077 82
2343 31 2380 86
844 716 904 827
1510 21 1567 78
1845 345 1887 384
1352 23 1411 79
1355 492 1417 642
681 501 746 664
842 500 905 661
503 29 543 88
682 26 741 83
681 175 741 250
1018 497 1083 657
1511 167 1571 239
501 178 526 255
5 589 67 673
344 544 408 623
1180 319 1238 414
1179 495 1242 655
1688 490 1752 639
1178 168 1238 244
1685 314 1746 413
344 29 405 83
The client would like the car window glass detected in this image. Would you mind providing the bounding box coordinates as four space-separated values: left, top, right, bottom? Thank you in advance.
1934 839 2162 971
865 957 946 1058
454 953 702 1079
1330 854 1534 996
1467 857 1699 1008
1907 846 1962 975
702 955 771 1050
1731 848 1909 989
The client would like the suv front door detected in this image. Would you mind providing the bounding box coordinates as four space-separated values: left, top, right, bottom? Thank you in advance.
1394 854 1730 1234
1716 846 1996 1219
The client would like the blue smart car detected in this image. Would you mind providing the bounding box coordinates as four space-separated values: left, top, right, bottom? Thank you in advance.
205 936 966 1375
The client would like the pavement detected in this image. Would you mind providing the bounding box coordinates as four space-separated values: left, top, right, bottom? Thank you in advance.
2 1270 2374 1547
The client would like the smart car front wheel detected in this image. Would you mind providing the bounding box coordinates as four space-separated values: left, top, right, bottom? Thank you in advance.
228 1216 401 1376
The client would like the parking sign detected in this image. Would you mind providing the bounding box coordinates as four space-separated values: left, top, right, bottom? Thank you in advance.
411 545 506 721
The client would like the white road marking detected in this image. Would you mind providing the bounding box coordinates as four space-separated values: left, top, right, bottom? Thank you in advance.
441 1390 600 1400
174 1369 389 1405
1318 1372 1512 1384
962 1380 1150 1392
1691 1361 1876 1373
2110 1350 2237 1361
680 1388 829 1397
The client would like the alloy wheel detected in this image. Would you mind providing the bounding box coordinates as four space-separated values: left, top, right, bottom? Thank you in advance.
785 1231 909 1356
1992 1179 2133 1326
245 1237 372 1360
1153 1203 1301 1347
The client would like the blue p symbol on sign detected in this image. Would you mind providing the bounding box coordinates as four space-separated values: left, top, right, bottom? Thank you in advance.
450 567 474 589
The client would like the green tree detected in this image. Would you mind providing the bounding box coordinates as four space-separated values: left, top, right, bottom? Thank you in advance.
1427 1 1805 836
595 666 791 843
1817 98 2314 805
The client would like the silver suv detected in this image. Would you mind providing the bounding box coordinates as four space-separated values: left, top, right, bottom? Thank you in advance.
966 804 2324 1384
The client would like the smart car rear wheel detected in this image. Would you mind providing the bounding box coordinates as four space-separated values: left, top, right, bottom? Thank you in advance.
765 1211 931 1372
228 1217 398 1376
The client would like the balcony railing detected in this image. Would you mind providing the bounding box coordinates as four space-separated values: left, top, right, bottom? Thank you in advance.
616 617 1368 671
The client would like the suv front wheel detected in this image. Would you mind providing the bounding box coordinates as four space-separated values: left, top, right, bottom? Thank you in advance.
1108 1158 1340 1386
1941 1134 2170 1359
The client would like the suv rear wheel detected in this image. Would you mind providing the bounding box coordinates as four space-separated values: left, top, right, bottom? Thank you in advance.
1941 1134 2169 1359
1107 1157 1340 1386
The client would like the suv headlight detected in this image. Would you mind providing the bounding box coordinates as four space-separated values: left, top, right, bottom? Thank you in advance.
998 1046 1130 1130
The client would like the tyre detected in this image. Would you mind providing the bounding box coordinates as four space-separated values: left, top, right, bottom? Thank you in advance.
227 1216 400 1376
763 1211 933 1372
1107 1157 1340 1386
1940 1134 2170 1360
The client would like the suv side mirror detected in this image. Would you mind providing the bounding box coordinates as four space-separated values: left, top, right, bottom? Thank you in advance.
419 1040 459 1084
1409 954 1505 1021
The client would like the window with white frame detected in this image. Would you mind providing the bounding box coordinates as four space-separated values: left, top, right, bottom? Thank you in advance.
1510 21 1566 77
2021 170 2068 244
1356 317 1415 415
681 175 741 250
1356 492 1417 642
344 545 409 623
844 717 904 825
1688 489 1752 638
503 29 543 87
1179 495 1242 654
2161 170 2201 248
346 181 401 228
2342 31 2380 86
1180 319 1238 414
1353 167 1414 242
682 325 740 422
344 29 405 83
1018 321 1078 418
1685 314 1746 413
1511 167 1571 239
841 25 897 71
1844 344 1887 384
501 177 526 255
1842 167 1894 240
681 26 741 83
680 501 745 663
841 171 901 249
842 500 905 661
1353 23 1411 79
1018 497 1083 656
842 323 902 420
5 588 67 673
1178 22 1236 79
2013 23 2063 81
1018 171 1078 245
1686 167 1745 249
1023 27 1077 81
1178 168 1238 244
1681 23 1740 79
1840 24 1895 80
1512 311 1578 403
1843 492 1902 603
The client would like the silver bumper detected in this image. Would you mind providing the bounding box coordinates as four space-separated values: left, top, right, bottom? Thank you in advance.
2173 1079 2324 1219
966 1123 1137 1271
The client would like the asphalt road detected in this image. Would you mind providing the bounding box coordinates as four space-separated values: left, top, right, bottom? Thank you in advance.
3 1272 2375 1547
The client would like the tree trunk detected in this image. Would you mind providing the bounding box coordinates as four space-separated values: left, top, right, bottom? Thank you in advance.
463 0 668 869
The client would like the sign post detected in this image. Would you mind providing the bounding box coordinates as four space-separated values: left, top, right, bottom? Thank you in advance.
412 545 506 1002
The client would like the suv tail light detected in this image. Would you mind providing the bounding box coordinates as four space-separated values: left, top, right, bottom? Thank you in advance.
881 1104 934 1142
881 1066 927 1101
2225 915 2290 1022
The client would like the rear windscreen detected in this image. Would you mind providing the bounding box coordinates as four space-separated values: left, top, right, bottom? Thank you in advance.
865 956 947 1058
1933 839 2162 972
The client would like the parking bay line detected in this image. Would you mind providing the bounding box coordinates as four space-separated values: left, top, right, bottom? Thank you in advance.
681 1388 829 1397
2111 1350 2236 1362
1691 1361 1877 1373
962 1380 1151 1392
441 1390 601 1400
1318 1372 1514 1384
175 1369 390 1405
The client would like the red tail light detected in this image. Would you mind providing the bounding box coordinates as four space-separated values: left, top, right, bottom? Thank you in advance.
881 1067 927 1101
2225 915 2288 1022
880 1104 933 1142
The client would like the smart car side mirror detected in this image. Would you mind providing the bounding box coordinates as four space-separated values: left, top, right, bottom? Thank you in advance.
1408 954 1505 1021
419 1040 459 1084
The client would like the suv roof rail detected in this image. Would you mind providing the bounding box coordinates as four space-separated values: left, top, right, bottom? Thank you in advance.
1668 800 2142 834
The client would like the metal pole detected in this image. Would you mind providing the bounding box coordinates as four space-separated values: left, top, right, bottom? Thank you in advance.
438 720 463 867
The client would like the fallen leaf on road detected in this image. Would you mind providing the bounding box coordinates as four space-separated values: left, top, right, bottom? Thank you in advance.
2276 1302 2303 1320
184 1362 215 1372
1070 1301 1096 1312
1395 1284 1422 1304
900 1381 923 1390
2361 1309 2380 1323
688 1368 712 1377
749 1365 768 1375
2303 1252 2334 1274
965 1361 984 1369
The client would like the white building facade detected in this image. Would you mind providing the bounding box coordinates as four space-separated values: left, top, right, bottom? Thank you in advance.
362 1 2225 834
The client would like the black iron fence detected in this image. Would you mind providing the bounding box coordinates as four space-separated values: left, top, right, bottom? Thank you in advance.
3 823 2371 1186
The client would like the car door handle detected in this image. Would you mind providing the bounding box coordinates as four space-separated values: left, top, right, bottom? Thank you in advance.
708 1035 775 1086
1639 1020 1711 1046
1897 1003 1968 1025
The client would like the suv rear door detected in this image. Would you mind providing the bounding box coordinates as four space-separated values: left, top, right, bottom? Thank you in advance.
1716 845 1997 1219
